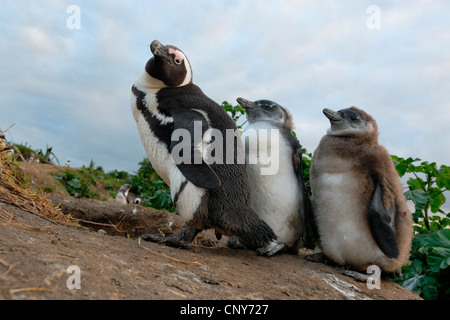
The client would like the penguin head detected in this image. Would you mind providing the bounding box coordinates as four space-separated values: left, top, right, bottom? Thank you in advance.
323 107 378 138
237 98 294 130
145 40 193 87
118 184 132 195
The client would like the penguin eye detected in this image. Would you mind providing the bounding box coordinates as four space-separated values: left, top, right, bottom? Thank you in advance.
168 48 183 65
347 111 360 121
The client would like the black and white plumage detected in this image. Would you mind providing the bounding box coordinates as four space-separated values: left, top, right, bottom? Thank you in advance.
308 107 413 273
236 98 311 256
132 197 141 215
115 184 131 205
130 40 275 248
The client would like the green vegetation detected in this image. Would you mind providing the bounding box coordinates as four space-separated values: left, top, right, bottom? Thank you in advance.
391 157 450 232
55 169 100 199
13 143 36 161
54 166 125 201
128 158 174 212
391 156 450 300
13 143 59 164
52 159 174 212
397 229 450 300
222 101 246 128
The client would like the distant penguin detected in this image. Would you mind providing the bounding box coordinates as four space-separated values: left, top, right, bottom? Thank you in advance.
308 107 413 273
130 40 275 248
234 97 310 256
133 197 141 215
65 160 71 168
115 184 131 205
131 197 141 237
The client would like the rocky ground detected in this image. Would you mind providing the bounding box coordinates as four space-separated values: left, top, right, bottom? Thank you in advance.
0 163 421 302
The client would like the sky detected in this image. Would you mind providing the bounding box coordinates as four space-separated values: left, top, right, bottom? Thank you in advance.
1 0 449 179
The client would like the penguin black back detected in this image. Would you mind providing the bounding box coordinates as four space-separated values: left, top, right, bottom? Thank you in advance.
156 84 275 246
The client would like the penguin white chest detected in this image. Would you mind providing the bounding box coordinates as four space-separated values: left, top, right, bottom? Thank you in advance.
311 156 383 268
242 123 302 246
131 79 206 223
131 86 173 185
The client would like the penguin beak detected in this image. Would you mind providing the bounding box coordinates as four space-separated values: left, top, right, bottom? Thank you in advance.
323 108 342 121
237 97 255 110
150 40 171 62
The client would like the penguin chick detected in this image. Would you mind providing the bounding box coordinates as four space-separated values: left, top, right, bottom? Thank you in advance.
130 40 276 249
309 106 413 273
234 98 310 256
115 184 131 205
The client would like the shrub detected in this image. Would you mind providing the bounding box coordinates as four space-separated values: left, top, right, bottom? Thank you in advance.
129 158 174 212
397 229 450 300
55 169 101 199
392 156 450 300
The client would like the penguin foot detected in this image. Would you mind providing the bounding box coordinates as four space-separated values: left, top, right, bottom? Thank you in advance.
305 252 334 265
340 269 371 283
383 269 402 280
140 234 190 249
256 241 286 257
141 223 201 249
341 267 402 281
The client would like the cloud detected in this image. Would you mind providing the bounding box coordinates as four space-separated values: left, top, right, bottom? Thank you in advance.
0 0 449 176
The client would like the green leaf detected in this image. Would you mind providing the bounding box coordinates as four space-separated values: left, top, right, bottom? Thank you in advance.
407 178 425 191
67 178 81 189
421 282 439 300
421 229 450 250
430 192 446 213
410 259 425 274
413 229 450 274
395 164 408 177
436 165 450 189
391 155 419 177
405 189 430 209
427 247 450 272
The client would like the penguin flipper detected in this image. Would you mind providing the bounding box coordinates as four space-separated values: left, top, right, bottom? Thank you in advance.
170 108 221 189
368 183 399 258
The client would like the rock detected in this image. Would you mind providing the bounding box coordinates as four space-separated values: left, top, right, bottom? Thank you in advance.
0 196 421 301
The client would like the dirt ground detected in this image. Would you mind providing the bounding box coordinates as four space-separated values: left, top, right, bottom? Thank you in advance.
0 163 421 301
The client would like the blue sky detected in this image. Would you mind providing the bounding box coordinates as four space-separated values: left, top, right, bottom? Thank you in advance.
1 0 449 176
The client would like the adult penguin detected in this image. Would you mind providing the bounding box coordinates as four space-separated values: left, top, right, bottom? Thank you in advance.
308 107 413 274
130 40 275 249
115 184 131 205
